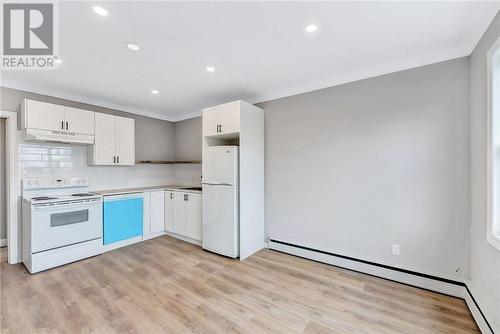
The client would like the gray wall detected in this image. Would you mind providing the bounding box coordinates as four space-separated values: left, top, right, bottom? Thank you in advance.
0 119 5 240
173 116 202 161
470 12 500 332
259 57 470 280
172 117 203 186
0 87 175 161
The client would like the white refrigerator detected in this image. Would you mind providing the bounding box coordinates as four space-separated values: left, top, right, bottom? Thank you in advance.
202 146 239 258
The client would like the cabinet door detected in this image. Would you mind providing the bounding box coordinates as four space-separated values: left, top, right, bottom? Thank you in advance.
25 100 65 132
187 193 202 241
202 108 221 137
173 192 188 236
94 113 116 165
219 101 240 135
150 191 165 234
164 191 175 232
142 191 151 235
115 116 135 165
64 107 94 134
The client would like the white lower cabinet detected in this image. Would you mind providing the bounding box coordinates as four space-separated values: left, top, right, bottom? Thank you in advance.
173 192 189 236
168 191 202 242
164 191 175 232
187 193 202 241
150 191 165 234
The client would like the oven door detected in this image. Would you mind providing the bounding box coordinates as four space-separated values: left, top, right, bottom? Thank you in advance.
31 199 103 253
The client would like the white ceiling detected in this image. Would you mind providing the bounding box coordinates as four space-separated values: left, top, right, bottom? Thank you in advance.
2 1 499 121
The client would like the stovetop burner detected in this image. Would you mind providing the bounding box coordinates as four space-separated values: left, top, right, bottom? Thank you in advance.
71 193 95 197
31 196 58 201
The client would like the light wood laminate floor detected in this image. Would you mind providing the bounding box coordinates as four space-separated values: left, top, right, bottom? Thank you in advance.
1 235 479 333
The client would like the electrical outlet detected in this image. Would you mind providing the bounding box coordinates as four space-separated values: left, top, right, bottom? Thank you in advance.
392 244 400 256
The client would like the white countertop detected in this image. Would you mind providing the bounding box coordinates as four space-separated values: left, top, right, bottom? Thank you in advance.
93 185 202 196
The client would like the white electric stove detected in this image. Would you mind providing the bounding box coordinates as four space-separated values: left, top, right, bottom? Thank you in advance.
22 176 103 273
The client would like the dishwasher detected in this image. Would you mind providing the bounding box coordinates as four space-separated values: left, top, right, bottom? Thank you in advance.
103 193 143 245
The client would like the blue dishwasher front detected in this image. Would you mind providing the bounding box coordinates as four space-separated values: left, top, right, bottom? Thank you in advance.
103 194 143 245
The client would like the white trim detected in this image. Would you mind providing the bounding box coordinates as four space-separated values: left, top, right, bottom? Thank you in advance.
142 230 166 241
486 36 500 252
0 239 6 247
102 236 142 253
0 110 19 264
3 50 470 123
269 240 465 298
1 78 174 122
464 285 495 334
164 231 202 246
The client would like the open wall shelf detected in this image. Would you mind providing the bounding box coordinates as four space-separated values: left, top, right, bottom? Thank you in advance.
136 160 201 165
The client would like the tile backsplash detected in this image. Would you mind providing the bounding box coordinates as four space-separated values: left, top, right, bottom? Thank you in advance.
18 140 181 191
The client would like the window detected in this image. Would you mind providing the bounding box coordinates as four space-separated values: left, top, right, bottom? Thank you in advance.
487 37 500 251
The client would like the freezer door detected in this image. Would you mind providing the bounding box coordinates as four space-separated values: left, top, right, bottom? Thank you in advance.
203 146 238 185
202 185 239 258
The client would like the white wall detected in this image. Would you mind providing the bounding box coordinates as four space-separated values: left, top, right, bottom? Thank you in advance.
259 57 470 281
470 12 500 332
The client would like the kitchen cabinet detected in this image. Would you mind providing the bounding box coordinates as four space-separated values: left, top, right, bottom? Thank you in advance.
64 107 94 135
89 113 135 165
173 192 188 236
203 100 240 137
150 191 165 234
164 191 175 232
187 193 202 240
171 191 202 241
115 116 135 165
21 99 94 135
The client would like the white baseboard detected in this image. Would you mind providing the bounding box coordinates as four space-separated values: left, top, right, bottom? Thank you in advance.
464 284 497 334
142 230 166 241
268 239 498 333
269 239 465 297
164 231 202 246
102 236 142 252
0 239 6 247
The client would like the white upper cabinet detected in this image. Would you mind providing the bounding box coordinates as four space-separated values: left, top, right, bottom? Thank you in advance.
22 100 65 132
92 113 116 165
20 99 95 144
203 100 241 137
89 113 135 166
115 116 135 165
22 100 94 134
64 107 94 135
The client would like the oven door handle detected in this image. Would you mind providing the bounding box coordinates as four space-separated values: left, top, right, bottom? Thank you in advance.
32 199 102 211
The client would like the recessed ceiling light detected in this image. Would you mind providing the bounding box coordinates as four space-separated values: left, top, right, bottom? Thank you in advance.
92 6 108 16
206 66 215 72
53 56 62 64
305 24 318 33
125 42 140 51
151 89 159 95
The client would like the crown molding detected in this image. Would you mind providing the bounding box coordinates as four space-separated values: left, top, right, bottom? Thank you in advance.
0 77 175 122
1 46 470 123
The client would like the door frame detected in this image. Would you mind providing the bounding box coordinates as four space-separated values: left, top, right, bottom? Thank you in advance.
0 110 19 264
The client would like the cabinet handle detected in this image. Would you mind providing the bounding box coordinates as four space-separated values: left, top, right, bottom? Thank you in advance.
220 124 223 132
66 121 69 130
117 156 120 164
170 193 173 199
216 124 219 133
113 156 116 163
61 121 64 130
